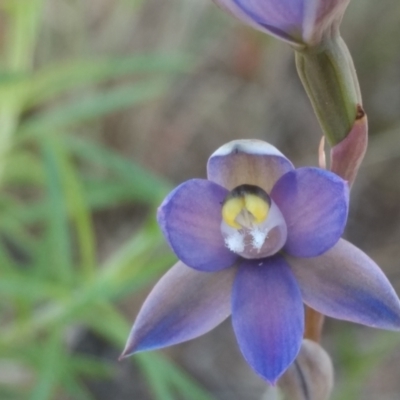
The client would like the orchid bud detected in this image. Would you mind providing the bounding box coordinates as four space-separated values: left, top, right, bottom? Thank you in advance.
279 339 334 400
262 339 334 400
212 0 350 48
295 35 362 146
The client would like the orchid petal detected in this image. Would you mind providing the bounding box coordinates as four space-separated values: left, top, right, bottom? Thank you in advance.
207 139 294 193
271 167 349 257
232 256 304 384
213 0 349 47
213 0 302 45
287 239 400 330
121 261 236 357
158 179 237 272
234 0 302 36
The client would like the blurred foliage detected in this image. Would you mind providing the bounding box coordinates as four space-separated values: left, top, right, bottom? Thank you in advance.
0 1 214 399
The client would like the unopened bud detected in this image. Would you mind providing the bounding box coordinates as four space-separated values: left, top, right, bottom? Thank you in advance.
295 35 361 146
262 339 334 400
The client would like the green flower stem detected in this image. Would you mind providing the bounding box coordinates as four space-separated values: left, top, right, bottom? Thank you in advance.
295 35 361 146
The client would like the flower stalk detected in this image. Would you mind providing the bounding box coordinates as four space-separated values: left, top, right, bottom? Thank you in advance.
304 307 325 343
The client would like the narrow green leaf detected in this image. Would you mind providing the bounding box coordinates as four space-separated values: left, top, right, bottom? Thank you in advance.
59 372 95 400
25 54 191 107
0 387 25 400
69 355 113 378
3 149 44 186
64 135 171 205
28 331 63 400
55 142 96 281
18 79 170 140
138 355 177 400
87 304 215 400
0 273 68 302
42 139 73 283
0 225 168 344
3 0 44 72
0 211 37 259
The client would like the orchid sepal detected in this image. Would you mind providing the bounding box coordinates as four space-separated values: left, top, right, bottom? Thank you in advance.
212 0 350 49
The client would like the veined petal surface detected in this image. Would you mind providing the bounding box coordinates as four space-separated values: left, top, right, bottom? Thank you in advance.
287 239 400 330
207 139 294 193
121 261 236 356
158 179 237 272
234 0 302 35
232 256 304 384
213 0 303 45
271 167 349 257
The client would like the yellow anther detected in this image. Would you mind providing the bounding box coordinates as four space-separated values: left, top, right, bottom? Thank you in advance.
222 185 270 229
244 193 270 224
222 197 244 229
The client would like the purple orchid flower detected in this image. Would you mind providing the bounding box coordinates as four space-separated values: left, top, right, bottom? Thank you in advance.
213 0 350 47
121 139 400 384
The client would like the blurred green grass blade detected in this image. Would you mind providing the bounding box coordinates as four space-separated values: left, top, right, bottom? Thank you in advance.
0 241 16 272
81 179 155 208
0 388 24 400
99 217 173 296
18 79 170 139
28 331 63 400
54 354 110 400
0 233 28 272
0 211 37 260
84 307 176 400
64 135 171 204
163 356 214 400
0 178 159 227
69 355 113 378
59 373 95 400
139 352 214 400
138 355 177 400
0 272 68 302
1 141 170 223
3 149 44 186
0 180 142 228
0 179 144 228
0 226 167 343
110 251 174 301
42 139 73 283
87 303 215 400
3 0 44 72
55 141 96 280
26 54 190 107
0 71 27 84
